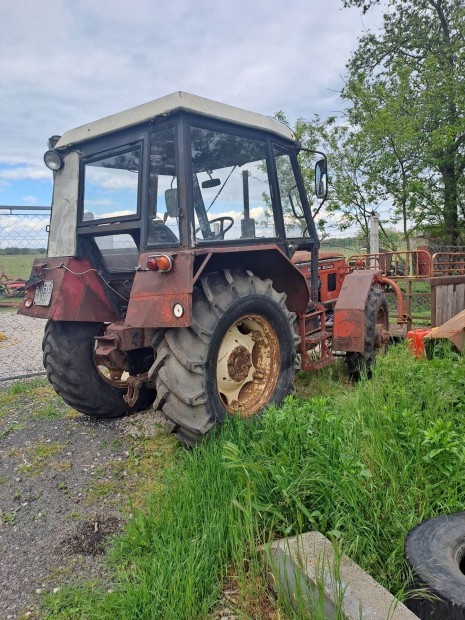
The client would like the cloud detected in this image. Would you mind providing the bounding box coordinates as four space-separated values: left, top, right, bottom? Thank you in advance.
0 0 382 208
21 196 37 204
0 166 50 182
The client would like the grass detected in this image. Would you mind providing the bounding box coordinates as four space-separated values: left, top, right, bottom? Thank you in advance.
0 253 45 280
41 344 465 619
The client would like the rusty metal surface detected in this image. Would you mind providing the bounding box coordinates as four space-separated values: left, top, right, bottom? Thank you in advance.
298 305 335 371
127 245 310 329
348 250 433 278
123 372 149 407
17 257 118 322
216 313 280 417
332 270 380 353
427 308 465 352
125 251 194 328
334 270 379 311
432 252 465 276
375 275 410 324
99 322 156 351
227 345 252 382
192 245 310 313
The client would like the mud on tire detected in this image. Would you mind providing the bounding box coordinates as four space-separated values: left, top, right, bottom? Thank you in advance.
43 321 154 418
152 270 298 445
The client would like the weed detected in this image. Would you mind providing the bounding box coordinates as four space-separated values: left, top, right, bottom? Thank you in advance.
0 422 24 439
1 508 18 525
33 404 63 420
33 442 66 459
52 460 72 473
42 346 465 619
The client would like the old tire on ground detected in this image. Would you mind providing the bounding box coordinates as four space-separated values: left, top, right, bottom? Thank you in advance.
43 320 154 418
153 270 297 445
346 286 388 380
405 512 465 619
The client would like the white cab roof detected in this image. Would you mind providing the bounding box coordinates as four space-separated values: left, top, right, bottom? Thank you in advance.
55 91 296 148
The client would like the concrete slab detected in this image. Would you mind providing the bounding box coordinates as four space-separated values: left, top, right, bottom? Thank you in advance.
265 531 419 620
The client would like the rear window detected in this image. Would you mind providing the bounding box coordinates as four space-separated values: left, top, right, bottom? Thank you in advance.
82 147 140 223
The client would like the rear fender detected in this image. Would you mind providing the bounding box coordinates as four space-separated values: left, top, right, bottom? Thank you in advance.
193 246 310 313
332 270 382 352
125 246 310 329
18 257 118 322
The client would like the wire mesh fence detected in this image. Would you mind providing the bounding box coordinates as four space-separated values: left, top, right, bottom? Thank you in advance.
0 207 50 381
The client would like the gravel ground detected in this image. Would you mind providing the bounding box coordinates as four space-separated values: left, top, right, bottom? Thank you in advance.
0 310 45 381
0 379 172 620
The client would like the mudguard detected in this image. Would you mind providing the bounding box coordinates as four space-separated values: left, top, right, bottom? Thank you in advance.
332 270 382 352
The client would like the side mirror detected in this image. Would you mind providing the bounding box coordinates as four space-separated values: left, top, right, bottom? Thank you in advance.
164 188 179 217
315 159 328 199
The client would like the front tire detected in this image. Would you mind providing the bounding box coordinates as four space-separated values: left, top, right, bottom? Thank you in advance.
153 270 297 444
43 321 154 418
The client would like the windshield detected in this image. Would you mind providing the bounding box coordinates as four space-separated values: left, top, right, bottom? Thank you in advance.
190 127 276 242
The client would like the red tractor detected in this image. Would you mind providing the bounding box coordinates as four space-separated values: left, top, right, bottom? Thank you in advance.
19 92 392 443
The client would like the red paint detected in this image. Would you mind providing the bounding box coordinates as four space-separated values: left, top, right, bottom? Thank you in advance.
17 257 117 322
407 328 431 358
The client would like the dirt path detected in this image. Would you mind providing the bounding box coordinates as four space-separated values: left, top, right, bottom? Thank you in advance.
0 380 175 619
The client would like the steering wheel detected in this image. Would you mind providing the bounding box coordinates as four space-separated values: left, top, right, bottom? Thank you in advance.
196 216 235 240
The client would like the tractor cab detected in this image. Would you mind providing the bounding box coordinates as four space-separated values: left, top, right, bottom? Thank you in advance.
36 92 326 322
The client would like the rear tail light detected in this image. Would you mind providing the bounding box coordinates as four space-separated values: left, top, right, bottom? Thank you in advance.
146 254 173 272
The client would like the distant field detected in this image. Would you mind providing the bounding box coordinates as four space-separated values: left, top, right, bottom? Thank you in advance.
0 254 45 281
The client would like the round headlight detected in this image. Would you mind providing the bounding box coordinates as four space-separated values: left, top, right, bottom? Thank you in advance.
44 150 63 171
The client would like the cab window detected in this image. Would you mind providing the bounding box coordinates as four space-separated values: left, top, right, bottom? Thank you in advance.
190 127 276 242
147 127 180 246
274 146 306 238
82 147 140 223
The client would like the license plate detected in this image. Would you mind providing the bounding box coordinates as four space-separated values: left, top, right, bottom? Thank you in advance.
34 280 53 306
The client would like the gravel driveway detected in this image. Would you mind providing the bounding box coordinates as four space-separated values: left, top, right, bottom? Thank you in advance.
0 378 175 619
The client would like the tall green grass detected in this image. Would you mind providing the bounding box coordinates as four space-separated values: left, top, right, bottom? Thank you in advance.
44 346 465 619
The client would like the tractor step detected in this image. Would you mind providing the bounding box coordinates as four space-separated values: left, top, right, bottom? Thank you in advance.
309 354 335 369
305 330 332 345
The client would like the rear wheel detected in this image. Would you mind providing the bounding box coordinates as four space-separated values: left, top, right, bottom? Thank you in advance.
346 287 389 380
153 270 298 444
43 321 155 418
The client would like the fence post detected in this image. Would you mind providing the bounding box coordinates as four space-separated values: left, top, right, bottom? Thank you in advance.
369 215 379 267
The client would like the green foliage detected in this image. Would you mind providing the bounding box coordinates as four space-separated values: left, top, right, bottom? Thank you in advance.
42 347 465 618
343 0 465 244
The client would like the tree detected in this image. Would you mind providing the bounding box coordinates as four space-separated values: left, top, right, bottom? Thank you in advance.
343 67 440 249
343 0 465 244
293 116 396 251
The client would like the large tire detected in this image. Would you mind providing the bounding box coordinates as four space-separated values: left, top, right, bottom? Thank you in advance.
43 321 154 418
405 512 465 619
153 270 298 444
346 286 389 380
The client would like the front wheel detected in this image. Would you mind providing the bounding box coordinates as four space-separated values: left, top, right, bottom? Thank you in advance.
346 287 389 380
43 321 155 418
153 270 298 444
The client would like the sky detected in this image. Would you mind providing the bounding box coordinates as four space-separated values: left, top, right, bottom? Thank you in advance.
0 0 382 211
